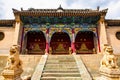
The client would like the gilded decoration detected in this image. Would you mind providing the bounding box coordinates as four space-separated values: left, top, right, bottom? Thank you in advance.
49 47 52 54
24 26 46 36
15 15 21 23
69 47 72 54
33 43 41 51
49 27 72 42
79 43 88 51
56 43 65 51
74 25 97 37
40 28 47 34
74 28 81 34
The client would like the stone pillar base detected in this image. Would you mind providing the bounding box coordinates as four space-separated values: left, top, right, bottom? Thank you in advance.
2 69 23 80
72 52 76 55
99 67 120 76
97 75 120 80
45 52 49 55
98 67 120 80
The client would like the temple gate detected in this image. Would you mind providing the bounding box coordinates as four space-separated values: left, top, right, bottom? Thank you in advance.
26 30 46 54
75 31 95 54
13 6 108 54
50 32 71 54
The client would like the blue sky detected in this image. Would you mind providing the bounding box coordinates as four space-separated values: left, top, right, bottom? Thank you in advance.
0 0 120 19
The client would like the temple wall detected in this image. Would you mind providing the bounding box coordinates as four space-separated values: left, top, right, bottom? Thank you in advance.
0 27 15 54
106 26 120 54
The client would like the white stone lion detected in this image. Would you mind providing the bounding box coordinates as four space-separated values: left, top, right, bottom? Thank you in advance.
5 45 23 71
100 46 118 69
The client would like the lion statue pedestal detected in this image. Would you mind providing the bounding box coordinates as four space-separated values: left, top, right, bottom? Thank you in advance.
97 45 120 80
2 69 23 80
1 45 23 80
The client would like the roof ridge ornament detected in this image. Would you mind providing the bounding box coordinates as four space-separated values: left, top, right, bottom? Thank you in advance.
57 5 64 12
21 8 23 11
12 8 19 12
97 6 100 11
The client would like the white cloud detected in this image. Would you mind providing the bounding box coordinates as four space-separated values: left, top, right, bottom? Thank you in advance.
105 0 120 19
0 0 120 19
0 1 4 18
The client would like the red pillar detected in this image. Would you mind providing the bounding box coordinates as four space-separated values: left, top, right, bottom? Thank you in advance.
71 29 76 54
45 28 49 54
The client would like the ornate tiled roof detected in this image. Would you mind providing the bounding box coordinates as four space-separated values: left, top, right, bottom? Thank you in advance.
0 20 15 27
106 19 120 26
12 6 108 17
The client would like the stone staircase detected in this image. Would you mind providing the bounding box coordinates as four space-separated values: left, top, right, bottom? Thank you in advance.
40 55 82 80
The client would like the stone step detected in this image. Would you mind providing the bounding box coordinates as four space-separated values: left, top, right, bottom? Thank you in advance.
48 56 73 58
47 58 74 60
40 55 82 80
48 55 73 57
44 66 78 69
43 68 79 72
46 60 76 62
47 57 75 60
43 70 79 73
41 77 82 80
47 56 74 59
44 67 78 70
46 61 76 64
43 70 80 73
45 64 77 68
41 73 81 77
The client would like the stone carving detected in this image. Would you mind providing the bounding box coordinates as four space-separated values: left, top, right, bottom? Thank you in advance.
99 45 120 80
5 45 23 70
100 46 118 69
2 45 23 80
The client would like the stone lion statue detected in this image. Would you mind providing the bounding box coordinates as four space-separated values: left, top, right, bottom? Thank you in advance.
100 45 118 69
5 45 23 71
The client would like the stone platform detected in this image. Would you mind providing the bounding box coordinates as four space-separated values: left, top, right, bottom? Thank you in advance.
0 54 120 80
